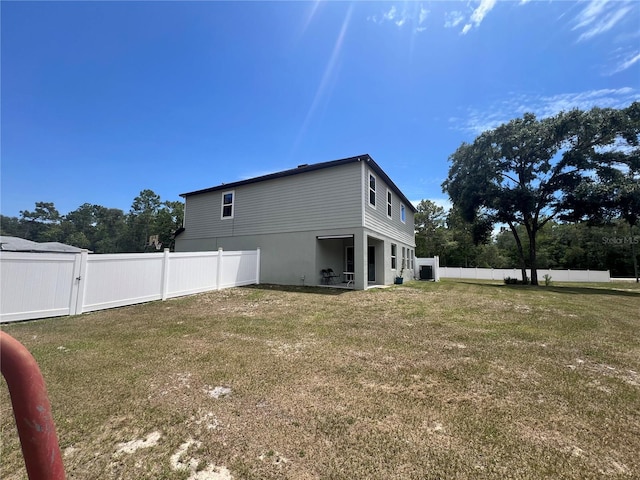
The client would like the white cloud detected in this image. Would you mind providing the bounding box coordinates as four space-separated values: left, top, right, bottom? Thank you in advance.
383 6 397 22
610 51 640 74
574 0 609 30
461 0 497 34
367 3 429 33
430 198 453 212
444 11 464 28
454 87 640 135
573 0 633 42
470 0 497 26
419 6 429 25
535 87 637 117
410 198 453 212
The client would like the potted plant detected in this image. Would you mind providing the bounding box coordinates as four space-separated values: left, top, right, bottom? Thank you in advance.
395 260 405 284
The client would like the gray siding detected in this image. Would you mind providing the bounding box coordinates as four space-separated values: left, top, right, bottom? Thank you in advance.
364 167 415 247
181 162 363 241
176 228 363 287
177 158 417 289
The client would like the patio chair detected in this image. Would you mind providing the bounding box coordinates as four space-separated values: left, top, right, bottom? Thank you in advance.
320 269 330 285
326 268 339 284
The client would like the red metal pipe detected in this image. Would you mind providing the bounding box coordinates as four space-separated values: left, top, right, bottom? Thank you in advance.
1 331 66 480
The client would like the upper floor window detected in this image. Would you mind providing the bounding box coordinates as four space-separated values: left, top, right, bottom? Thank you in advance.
369 173 376 207
400 203 406 223
387 190 392 218
221 191 234 219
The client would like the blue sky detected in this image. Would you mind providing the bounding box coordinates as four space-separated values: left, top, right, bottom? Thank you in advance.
2 0 639 218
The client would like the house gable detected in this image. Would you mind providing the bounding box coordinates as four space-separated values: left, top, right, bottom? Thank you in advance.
180 154 417 215
177 154 416 249
179 160 364 241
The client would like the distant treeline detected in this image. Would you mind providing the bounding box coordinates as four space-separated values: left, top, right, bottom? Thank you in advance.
1 190 183 253
415 200 639 278
2 191 638 277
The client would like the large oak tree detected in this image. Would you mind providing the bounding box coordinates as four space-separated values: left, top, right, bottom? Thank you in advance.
443 103 638 285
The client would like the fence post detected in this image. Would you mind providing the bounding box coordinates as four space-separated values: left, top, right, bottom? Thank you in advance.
216 248 223 290
73 250 89 315
256 248 261 285
161 249 170 300
69 253 82 316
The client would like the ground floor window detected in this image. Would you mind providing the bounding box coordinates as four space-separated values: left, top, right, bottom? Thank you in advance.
391 243 397 270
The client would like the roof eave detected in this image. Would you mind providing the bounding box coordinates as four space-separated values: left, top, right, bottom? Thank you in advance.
180 154 369 197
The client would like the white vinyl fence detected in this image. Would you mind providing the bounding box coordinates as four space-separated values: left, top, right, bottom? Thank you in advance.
437 266 610 283
0 248 260 323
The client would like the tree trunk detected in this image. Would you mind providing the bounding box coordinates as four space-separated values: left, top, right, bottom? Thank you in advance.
509 223 528 284
633 240 638 283
529 229 538 286
631 224 639 283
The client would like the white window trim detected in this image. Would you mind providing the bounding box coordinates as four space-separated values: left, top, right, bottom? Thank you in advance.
221 190 235 219
400 203 406 223
386 189 392 219
391 243 397 270
368 172 377 209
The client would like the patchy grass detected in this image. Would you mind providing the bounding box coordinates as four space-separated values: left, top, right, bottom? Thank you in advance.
1 280 639 479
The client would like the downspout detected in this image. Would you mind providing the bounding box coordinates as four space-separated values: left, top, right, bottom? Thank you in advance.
182 197 187 229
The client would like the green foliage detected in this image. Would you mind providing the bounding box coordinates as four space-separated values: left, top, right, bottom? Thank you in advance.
543 274 552 286
0 215 23 237
2 191 184 253
443 102 639 285
494 220 638 277
414 201 509 268
414 199 447 258
563 102 640 228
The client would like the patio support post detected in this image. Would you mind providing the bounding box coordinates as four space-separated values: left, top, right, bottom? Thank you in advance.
354 231 367 290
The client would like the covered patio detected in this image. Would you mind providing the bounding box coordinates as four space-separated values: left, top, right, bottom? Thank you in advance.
316 234 385 289
316 234 354 288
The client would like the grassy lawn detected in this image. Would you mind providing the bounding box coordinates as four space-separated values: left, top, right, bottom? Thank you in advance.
1 280 639 479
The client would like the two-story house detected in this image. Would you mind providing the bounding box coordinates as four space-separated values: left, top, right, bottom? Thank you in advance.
175 154 416 290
